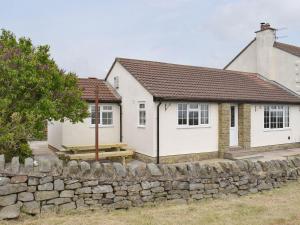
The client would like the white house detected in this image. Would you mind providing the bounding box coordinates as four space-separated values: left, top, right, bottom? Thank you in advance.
104 58 300 163
48 56 300 163
224 22 300 95
48 78 121 151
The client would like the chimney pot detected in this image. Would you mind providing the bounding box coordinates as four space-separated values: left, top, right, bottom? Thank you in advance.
260 22 271 31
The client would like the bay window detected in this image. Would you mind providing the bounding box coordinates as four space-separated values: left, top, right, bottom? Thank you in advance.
264 105 289 129
178 103 209 127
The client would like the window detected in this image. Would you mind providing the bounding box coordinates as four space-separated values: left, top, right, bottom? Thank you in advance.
138 102 146 126
230 106 235 127
178 103 187 125
114 76 119 89
102 105 113 125
188 104 199 125
90 104 113 126
264 105 289 129
177 103 209 127
90 104 99 125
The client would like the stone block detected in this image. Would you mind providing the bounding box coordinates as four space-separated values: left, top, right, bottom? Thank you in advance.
0 194 17 206
127 184 142 192
147 163 162 176
115 190 127 196
113 163 127 177
151 187 164 193
24 158 34 172
172 181 189 190
189 183 204 191
41 204 57 214
80 161 90 175
11 157 20 173
83 180 98 187
60 190 75 198
35 191 59 201
92 193 103 200
75 187 92 194
113 200 131 209
11 175 28 184
0 177 10 186
22 201 40 215
0 183 27 196
18 192 34 202
54 179 64 191
47 197 72 205
65 182 82 190
0 204 20 219
0 155 4 171
92 185 113 194
39 176 53 184
39 159 51 173
59 202 76 212
27 186 37 193
38 182 53 191
28 177 39 186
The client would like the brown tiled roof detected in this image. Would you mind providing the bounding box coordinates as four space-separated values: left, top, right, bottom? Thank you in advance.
274 42 300 57
114 58 300 104
78 78 121 102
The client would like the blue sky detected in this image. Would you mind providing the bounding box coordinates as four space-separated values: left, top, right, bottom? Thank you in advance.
1 0 300 78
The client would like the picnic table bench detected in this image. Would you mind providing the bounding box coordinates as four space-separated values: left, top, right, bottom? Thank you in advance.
61 143 134 165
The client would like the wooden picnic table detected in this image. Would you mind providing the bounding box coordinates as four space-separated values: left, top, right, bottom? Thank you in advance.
61 143 134 165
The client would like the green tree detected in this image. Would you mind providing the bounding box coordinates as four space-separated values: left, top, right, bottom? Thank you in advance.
0 29 89 162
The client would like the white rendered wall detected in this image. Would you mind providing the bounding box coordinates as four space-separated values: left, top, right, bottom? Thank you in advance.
226 29 300 95
61 103 120 147
159 102 219 156
107 62 156 157
47 121 63 150
272 48 300 94
251 104 300 147
226 41 257 73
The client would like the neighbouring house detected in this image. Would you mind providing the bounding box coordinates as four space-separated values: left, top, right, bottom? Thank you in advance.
48 78 121 151
104 58 300 163
224 22 300 95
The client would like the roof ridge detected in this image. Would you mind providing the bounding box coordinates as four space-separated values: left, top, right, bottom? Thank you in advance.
116 57 258 77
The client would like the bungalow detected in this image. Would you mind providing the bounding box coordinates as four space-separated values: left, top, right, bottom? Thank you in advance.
48 57 300 163
105 58 300 163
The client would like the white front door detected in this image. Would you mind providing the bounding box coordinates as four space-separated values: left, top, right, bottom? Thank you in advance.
230 104 238 146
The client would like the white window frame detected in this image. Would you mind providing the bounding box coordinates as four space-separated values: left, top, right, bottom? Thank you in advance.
89 104 113 127
114 76 119 89
138 101 146 127
177 103 210 128
264 105 290 131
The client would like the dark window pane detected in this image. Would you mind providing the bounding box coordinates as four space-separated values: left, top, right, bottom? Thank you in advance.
230 106 235 127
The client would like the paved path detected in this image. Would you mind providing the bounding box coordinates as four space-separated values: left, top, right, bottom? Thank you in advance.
29 141 58 161
235 148 300 161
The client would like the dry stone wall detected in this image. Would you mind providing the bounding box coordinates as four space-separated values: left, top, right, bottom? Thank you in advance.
1 154 300 220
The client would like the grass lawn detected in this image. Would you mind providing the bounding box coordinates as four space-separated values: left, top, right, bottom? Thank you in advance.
3 181 300 225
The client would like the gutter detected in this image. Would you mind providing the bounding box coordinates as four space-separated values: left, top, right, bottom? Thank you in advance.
118 103 123 142
156 101 162 164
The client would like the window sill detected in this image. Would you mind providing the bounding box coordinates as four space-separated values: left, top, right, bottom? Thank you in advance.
263 127 291 132
137 125 146 128
177 125 211 129
89 125 114 128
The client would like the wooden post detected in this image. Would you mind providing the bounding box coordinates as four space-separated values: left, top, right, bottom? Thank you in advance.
95 84 99 161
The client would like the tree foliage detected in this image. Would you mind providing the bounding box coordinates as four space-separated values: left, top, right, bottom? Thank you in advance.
0 29 89 161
